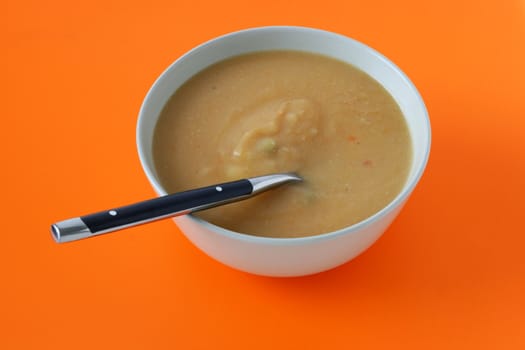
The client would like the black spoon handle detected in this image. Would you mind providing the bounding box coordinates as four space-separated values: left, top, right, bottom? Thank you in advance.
83 179 252 232
51 173 301 243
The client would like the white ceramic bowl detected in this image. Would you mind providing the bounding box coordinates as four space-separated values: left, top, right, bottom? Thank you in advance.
137 26 431 277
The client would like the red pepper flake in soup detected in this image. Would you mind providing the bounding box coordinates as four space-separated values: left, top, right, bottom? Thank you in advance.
362 159 373 167
347 135 359 143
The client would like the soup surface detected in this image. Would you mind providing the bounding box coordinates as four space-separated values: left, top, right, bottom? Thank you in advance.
153 51 412 237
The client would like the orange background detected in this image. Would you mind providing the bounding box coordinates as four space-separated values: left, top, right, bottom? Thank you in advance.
3 0 525 349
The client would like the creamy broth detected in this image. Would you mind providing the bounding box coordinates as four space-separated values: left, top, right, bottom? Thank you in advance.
153 51 412 237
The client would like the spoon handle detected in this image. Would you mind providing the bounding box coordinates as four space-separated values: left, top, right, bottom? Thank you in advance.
51 173 301 243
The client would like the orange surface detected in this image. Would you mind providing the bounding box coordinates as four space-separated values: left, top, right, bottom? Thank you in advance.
3 0 525 349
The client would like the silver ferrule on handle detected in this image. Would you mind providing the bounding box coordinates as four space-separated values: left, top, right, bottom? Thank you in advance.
51 218 92 243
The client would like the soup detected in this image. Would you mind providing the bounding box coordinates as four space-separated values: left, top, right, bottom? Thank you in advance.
153 51 412 237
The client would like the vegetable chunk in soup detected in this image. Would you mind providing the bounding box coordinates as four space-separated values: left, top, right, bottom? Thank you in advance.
153 51 412 237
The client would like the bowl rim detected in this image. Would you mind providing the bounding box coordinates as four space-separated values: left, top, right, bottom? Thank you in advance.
137 25 431 245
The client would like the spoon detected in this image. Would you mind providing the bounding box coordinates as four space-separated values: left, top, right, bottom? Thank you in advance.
51 173 302 243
